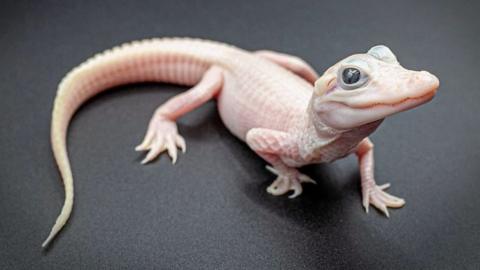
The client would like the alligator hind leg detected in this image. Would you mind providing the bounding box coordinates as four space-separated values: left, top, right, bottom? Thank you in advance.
136 66 223 164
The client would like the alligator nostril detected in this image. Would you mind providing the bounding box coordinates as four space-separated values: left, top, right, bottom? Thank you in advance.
417 71 440 90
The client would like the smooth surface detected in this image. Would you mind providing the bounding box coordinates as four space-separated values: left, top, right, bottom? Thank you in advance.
1 0 479 269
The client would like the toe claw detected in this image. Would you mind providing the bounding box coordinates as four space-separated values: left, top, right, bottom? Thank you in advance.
135 141 151 152
176 135 186 153
141 151 158 165
288 184 302 199
141 141 165 164
265 165 278 175
136 130 155 151
370 195 388 216
299 174 316 184
141 154 154 165
362 196 370 213
166 137 178 164
373 204 390 217
288 191 301 199
378 183 391 190
383 208 390 218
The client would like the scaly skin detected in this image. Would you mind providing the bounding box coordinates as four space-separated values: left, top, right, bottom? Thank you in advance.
43 38 439 247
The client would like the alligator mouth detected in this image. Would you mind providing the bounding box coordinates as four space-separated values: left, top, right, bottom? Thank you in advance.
350 90 437 111
315 89 437 130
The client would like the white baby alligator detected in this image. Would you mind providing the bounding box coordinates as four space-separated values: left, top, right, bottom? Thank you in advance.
43 38 439 247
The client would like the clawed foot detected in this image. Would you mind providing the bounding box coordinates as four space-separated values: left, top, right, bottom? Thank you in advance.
362 182 405 217
265 166 316 199
135 116 186 164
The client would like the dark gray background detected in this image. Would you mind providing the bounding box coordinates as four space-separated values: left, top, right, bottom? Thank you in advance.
1 0 479 269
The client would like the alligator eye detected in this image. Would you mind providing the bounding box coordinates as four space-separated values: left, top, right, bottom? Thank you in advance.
338 66 368 90
342 68 360 84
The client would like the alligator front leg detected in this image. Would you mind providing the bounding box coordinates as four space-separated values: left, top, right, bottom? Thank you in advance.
246 128 316 198
356 138 406 216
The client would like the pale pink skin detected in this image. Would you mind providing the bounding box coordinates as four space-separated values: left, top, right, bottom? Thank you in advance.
43 38 439 247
